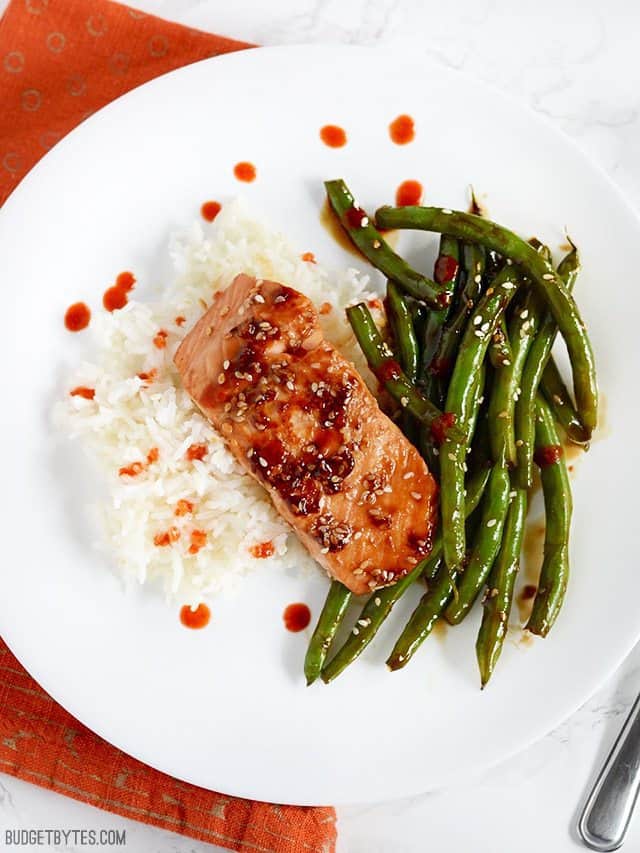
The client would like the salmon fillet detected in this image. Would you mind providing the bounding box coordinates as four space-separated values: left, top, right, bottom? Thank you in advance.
174 273 438 595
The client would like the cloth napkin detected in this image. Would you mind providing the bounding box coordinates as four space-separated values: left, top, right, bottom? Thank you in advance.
0 2 337 851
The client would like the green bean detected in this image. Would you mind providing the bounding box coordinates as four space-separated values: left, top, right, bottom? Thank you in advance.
304 581 352 685
476 487 527 687
541 357 589 446
439 265 521 570
387 470 491 671
444 462 511 624
346 303 463 441
386 280 419 382
375 206 598 438
527 396 573 636
421 235 462 372
424 243 486 409
321 466 490 683
386 560 452 670
488 282 543 466
324 180 449 308
515 242 587 486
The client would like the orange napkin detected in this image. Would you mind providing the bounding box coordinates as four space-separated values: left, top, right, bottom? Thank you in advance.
0 2 337 851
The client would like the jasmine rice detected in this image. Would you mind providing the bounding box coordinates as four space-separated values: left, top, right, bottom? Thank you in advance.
55 200 381 603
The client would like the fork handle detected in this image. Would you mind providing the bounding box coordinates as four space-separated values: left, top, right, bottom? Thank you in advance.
579 692 640 851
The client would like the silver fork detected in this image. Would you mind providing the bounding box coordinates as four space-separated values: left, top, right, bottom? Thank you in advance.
579 692 640 850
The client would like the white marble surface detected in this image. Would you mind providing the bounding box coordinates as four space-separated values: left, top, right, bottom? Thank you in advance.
2 0 640 850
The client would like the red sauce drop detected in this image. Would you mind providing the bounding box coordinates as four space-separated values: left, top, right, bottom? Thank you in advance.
283 602 311 632
430 412 457 446
376 358 403 383
175 315 186 327
119 461 144 478
70 386 95 400
154 526 180 547
395 179 423 206
146 447 159 464
64 302 91 332
201 200 222 222
534 444 563 467
301 251 316 263
250 540 275 559
389 114 415 145
175 499 194 517
434 254 458 285
180 602 211 630
137 369 157 385
153 329 168 349
116 271 136 292
319 124 347 148
521 584 537 601
186 443 207 462
103 286 127 311
319 302 332 315
189 529 207 554
233 161 256 182
368 297 383 311
344 205 368 229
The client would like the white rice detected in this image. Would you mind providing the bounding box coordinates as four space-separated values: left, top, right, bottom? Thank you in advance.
55 199 383 604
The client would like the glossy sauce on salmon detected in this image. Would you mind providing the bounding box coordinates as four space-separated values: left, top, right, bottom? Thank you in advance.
174 274 438 594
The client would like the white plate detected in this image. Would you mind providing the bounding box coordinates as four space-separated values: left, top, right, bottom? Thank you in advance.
1 45 639 806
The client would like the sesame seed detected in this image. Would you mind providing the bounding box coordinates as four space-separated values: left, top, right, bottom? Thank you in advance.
473 316 482 326
506 258 513 265
254 293 265 303
509 490 517 498
516 439 524 447
411 492 422 500
374 597 381 606
502 281 516 289
442 208 453 214
217 373 225 384
474 330 484 338
403 471 415 479
520 310 529 319
474 274 482 284
400 396 409 407
486 518 497 528
447 452 456 461
373 239 381 249
480 322 490 332
258 457 268 468
321 547 329 554
542 273 554 280
352 627 360 635
486 287 495 296
354 531 363 540
223 359 230 370
498 411 508 418
361 216 369 227
358 618 371 627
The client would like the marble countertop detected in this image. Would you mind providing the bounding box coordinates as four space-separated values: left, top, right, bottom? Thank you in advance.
1 0 640 850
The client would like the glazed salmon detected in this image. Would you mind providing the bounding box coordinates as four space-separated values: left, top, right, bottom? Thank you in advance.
174 274 438 594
